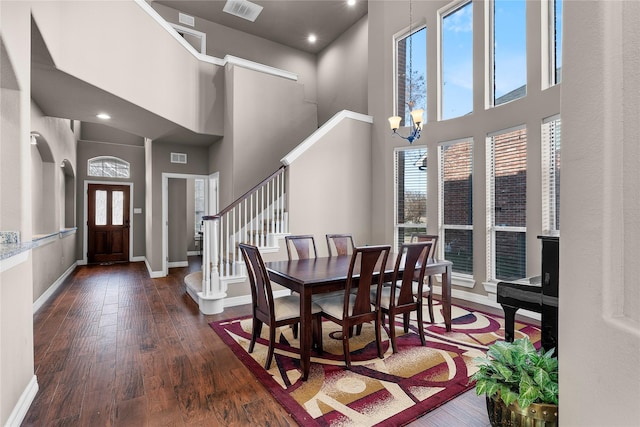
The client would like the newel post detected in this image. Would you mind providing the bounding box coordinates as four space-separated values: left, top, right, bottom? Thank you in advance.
198 217 226 314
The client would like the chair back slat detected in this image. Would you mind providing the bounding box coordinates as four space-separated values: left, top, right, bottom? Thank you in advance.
391 242 433 306
410 233 438 262
345 245 391 318
239 243 274 322
285 235 318 260
326 234 355 257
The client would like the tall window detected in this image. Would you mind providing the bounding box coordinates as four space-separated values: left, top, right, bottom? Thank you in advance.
542 116 561 234
439 139 473 274
395 26 427 125
551 0 563 84
487 126 527 280
492 0 527 106
194 178 205 233
88 156 130 178
395 147 427 250
441 1 473 120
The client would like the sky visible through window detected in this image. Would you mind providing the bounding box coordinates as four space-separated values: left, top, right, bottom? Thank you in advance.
494 0 527 103
442 2 473 120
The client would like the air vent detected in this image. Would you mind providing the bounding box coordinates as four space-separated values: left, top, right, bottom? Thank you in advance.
223 0 263 22
171 152 187 164
179 12 195 27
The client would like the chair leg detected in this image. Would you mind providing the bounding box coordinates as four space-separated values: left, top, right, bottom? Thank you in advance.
355 324 363 336
343 325 352 369
375 318 383 359
427 277 435 323
403 312 410 333
388 311 398 353
313 315 323 354
265 325 276 370
416 303 426 347
292 323 298 339
249 318 262 354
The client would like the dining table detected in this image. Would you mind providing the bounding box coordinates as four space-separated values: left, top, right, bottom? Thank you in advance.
265 254 453 381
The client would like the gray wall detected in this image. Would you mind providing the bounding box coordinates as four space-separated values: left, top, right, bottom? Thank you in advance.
209 64 317 207
317 15 369 125
367 1 560 297
288 118 373 256
76 139 146 261
0 2 34 424
147 141 209 273
151 1 318 104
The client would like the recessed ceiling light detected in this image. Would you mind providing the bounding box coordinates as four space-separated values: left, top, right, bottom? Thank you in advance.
96 113 111 120
347 0 356 6
308 34 317 43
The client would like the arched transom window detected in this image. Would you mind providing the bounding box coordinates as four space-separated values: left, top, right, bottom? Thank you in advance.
88 156 130 178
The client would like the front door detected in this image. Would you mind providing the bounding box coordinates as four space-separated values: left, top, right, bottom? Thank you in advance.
88 184 130 264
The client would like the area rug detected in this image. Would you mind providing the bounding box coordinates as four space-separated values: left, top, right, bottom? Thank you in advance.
210 301 541 427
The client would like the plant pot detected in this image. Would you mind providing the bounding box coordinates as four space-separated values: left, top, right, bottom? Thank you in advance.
486 394 558 427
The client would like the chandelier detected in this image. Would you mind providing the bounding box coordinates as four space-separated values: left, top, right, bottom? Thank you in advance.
388 0 424 144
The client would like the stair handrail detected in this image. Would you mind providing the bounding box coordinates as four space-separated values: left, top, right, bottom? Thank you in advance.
200 166 288 301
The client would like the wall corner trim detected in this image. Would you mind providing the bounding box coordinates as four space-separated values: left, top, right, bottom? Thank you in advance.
281 110 373 166
145 257 165 278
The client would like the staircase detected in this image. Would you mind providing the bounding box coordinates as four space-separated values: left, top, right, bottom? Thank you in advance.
184 166 288 314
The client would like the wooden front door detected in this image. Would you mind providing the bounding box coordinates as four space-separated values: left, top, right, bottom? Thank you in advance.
88 184 130 264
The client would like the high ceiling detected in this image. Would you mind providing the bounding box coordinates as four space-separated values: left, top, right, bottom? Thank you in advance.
153 0 368 54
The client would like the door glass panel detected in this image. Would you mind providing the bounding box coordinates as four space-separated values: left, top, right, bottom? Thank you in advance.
96 190 107 225
112 191 124 225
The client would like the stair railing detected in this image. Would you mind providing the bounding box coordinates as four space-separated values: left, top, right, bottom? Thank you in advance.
200 166 288 300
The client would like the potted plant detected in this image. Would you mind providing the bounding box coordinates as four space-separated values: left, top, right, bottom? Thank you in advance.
471 338 559 426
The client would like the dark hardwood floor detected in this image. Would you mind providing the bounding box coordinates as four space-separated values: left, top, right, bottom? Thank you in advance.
23 257 503 426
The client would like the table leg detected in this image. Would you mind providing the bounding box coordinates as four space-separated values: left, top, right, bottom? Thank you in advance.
501 305 518 342
443 265 452 332
299 290 312 381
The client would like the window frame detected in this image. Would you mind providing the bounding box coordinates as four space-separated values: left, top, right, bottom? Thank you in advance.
438 137 474 277
438 0 474 121
392 21 427 126
394 145 428 251
87 156 130 179
486 124 528 282
488 0 528 107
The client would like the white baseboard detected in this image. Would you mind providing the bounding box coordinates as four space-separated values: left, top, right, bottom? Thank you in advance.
168 261 189 268
433 285 542 322
144 258 165 278
6 375 38 427
131 256 145 262
33 262 77 314
187 250 200 256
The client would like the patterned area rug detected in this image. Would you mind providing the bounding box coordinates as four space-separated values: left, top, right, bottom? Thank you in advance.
210 301 540 427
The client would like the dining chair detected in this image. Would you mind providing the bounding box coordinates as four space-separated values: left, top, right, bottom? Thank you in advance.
239 243 323 370
326 233 355 257
313 245 391 369
410 233 439 323
285 235 318 260
373 241 432 353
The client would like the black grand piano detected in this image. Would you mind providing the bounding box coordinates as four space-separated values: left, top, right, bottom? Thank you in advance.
497 236 559 355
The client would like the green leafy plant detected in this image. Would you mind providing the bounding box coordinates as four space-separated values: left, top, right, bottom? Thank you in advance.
471 338 559 410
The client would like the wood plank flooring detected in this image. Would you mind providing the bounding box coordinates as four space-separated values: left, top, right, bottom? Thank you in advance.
23 257 506 426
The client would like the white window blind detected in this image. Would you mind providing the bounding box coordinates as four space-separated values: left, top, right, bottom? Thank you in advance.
439 138 473 274
394 147 428 250
542 115 561 234
487 126 527 281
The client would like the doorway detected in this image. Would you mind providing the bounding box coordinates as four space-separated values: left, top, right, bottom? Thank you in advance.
87 183 130 263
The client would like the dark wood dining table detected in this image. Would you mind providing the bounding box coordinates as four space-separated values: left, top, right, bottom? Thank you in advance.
265 255 453 381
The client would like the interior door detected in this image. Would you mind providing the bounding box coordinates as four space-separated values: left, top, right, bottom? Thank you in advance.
87 184 130 264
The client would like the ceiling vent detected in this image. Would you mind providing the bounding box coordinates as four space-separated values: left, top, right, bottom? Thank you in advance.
171 152 187 164
223 0 263 22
